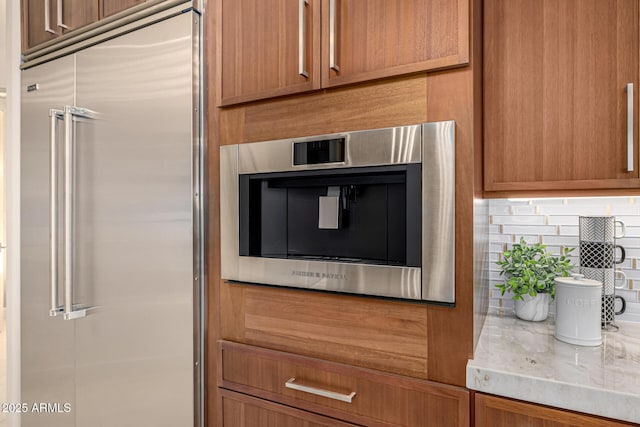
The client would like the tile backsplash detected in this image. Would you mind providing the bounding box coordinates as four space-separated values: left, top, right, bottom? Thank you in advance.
489 197 640 322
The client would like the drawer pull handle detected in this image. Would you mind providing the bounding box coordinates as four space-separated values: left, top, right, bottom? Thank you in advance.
285 377 356 403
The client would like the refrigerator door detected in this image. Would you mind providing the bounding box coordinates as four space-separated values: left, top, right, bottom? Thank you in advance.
72 13 196 427
21 56 77 427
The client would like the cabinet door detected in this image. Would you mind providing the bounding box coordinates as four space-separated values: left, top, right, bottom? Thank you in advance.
321 0 469 89
24 0 60 49
100 0 146 19
222 390 358 427
475 394 636 427
59 0 99 33
484 0 640 193
220 0 321 106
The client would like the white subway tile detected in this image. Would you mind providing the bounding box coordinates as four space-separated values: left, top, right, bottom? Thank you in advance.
490 234 516 243
558 225 579 236
611 215 640 227
541 235 579 246
538 205 610 215
489 205 511 215
503 225 555 235
489 224 501 234
491 215 546 225
616 312 640 322
617 226 640 238
490 242 507 252
511 205 538 215
547 215 579 226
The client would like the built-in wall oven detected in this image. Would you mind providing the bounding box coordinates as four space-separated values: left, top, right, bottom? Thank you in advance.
221 121 455 303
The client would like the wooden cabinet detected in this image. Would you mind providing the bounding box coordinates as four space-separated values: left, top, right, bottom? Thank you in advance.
220 340 470 427
321 0 469 89
23 0 98 49
484 0 640 193
100 0 148 19
219 0 322 106
222 390 358 427
475 394 636 427
219 0 469 106
22 0 148 50
24 0 60 48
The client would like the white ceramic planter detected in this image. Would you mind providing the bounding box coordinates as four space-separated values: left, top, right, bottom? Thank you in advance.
514 293 551 322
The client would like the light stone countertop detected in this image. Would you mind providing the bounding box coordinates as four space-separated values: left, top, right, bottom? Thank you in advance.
467 309 640 424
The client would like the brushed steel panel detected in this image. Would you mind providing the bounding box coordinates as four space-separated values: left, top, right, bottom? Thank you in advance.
21 55 76 427
421 121 456 303
220 145 239 280
73 13 195 427
238 124 422 174
237 257 421 300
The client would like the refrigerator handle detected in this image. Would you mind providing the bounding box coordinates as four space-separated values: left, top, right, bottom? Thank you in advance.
49 109 64 316
62 106 97 321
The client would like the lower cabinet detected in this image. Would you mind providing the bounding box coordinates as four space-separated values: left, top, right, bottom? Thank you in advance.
222 390 358 427
219 340 470 427
475 394 635 427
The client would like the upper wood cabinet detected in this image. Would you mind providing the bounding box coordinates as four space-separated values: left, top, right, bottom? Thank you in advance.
24 0 98 49
219 0 469 106
100 0 148 19
22 0 149 51
321 0 469 89
484 0 640 194
24 0 60 48
219 0 322 106
475 394 636 427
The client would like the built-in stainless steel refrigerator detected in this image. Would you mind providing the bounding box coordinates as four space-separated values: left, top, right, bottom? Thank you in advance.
20 5 203 427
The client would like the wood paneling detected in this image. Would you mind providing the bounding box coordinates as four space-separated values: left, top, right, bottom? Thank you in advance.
221 341 470 427
475 394 637 427
219 0 321 106
484 0 640 193
100 0 146 18
219 74 428 145
321 0 469 89
221 390 358 427
220 283 429 379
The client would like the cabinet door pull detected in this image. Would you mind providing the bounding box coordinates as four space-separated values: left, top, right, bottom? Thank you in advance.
298 0 309 78
329 0 340 72
57 0 70 29
627 83 634 172
44 0 57 34
285 377 356 403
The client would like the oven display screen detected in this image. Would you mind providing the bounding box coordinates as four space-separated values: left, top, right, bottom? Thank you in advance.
293 138 345 165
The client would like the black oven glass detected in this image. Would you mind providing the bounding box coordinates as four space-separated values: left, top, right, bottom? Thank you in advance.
238 164 421 267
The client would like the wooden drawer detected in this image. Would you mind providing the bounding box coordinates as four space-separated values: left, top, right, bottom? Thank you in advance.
219 340 469 427
222 389 358 427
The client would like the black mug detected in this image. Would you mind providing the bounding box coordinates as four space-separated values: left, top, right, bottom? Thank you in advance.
580 241 625 268
602 294 626 325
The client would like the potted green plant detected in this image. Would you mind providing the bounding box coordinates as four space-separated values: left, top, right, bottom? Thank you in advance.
496 237 574 321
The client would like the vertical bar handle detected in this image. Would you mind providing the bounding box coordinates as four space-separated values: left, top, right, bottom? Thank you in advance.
57 0 70 29
62 106 96 321
626 83 634 172
298 0 309 78
329 0 340 72
44 0 57 34
49 109 63 316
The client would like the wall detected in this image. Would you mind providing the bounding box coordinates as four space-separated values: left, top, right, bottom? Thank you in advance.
489 198 640 322
0 0 5 89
